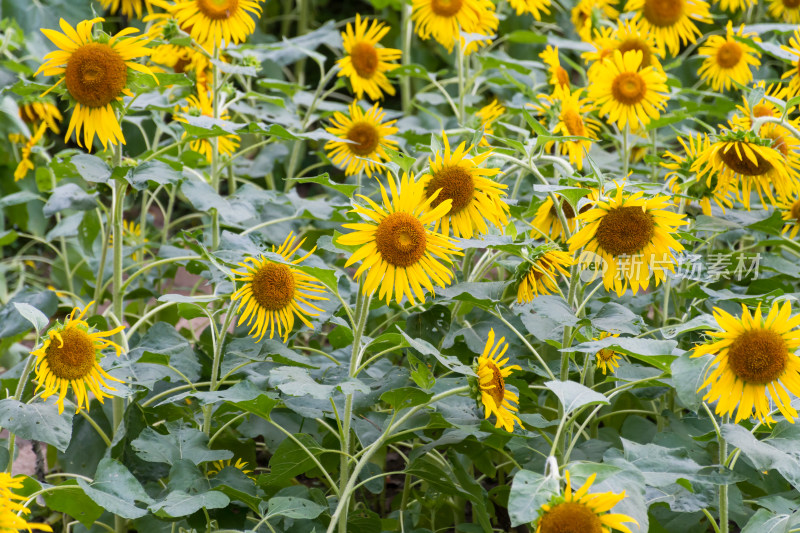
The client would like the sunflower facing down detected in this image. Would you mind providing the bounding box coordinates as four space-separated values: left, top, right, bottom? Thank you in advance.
769 0 800 23
418 131 509 239
624 0 712 56
231 233 328 343
716 0 755 11
169 0 263 47
13 123 48 182
475 329 522 432
594 332 623 375
337 173 462 305
731 83 790 132
697 22 761 92
174 89 241 163
19 98 63 134
516 248 573 303
412 0 496 53
781 29 800 98
568 182 688 296
588 49 669 132
100 0 153 19
36 18 156 151
534 471 637 533
30 302 125 414
325 100 399 177
693 301 800 424
571 0 620 42
547 85 601 170
0 473 53 532
476 99 505 146
541 46 571 89
532 193 596 242
337 14 402 101
508 0 551 18
777 195 800 239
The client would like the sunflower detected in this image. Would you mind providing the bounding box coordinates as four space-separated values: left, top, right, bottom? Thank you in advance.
108 219 149 261
207 458 255 479
474 329 522 432
624 0 712 56
769 0 800 23
36 18 156 151
100 0 153 19
693 301 800 424
585 19 665 82
460 4 498 55
337 14 401 101
169 0 262 47
418 132 508 238
541 46 570 89
568 182 688 296
19 98 62 134
588 49 669 131
337 173 462 305
716 0 755 11
532 192 597 242
516 248 573 302
174 89 240 163
0 473 53 532
571 0 620 41
697 22 761 92
547 85 601 170
13 123 47 182
691 129 799 209
534 471 637 533
144 6 211 78
476 99 505 147
731 83 789 132
411 0 496 53
594 332 623 374
777 196 800 239
30 302 125 414
508 0 551 18
781 29 800 98
324 100 398 177
231 233 328 343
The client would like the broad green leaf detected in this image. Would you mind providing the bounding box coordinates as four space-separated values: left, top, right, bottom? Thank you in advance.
131 422 232 466
544 380 609 414
128 160 183 191
42 480 104 529
285 173 357 197
568 337 677 357
0 399 73 452
670 352 713 412
150 490 230 518
42 183 97 216
398 329 476 376
507 470 560 527
722 424 800 491
381 388 433 410
262 433 325 487
265 496 326 519
269 366 334 399
77 459 154 519
588 303 643 335
12 302 49 333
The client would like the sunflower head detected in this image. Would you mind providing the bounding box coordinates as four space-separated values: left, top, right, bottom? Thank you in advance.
515 246 573 303
778 195 800 238
169 0 263 47
337 14 402 100
207 458 255 479
476 99 505 146
594 332 623 375
625 0 712 56
474 329 522 432
697 21 761 92
325 101 399 177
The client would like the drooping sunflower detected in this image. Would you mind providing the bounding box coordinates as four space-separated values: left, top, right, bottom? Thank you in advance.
534 471 638 533
169 0 263 47
693 301 800 424
418 131 509 238
173 89 241 163
697 22 761 92
207 458 255 478
541 46 571 89
411 0 496 53
716 0 755 11
508 0 551 18
781 29 800 98
0 473 53 532
624 0 712 56
594 332 623 375
516 248 573 302
769 0 800 23
588 49 669 132
337 14 402 101
13 123 48 182
30 302 125 414
36 18 156 151
585 19 665 82
324 100 398 177
474 329 522 432
231 233 328 343
476 99 505 147
100 0 153 19
571 0 620 41
337 173 462 305
568 182 688 296
547 85 601 170
108 219 150 261
532 192 597 242
777 196 800 239
460 4 498 56
19 98 62 134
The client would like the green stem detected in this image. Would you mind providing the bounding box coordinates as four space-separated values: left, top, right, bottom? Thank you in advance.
203 304 236 436
719 414 729 533
456 42 465 124
622 124 630 178
210 44 221 250
400 2 413 115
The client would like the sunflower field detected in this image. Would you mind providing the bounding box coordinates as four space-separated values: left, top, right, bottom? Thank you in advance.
7 0 800 532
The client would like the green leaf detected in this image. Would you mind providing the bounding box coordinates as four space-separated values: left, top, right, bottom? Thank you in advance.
285 173 357 197
70 154 112 183
131 422 232 466
77 459 155 520
398 329 476 376
381 387 433 410
12 302 49 333
129 322 201 383
722 424 800 491
265 496 326 519
128 160 183 191
42 480 104 529
262 433 325 487
741 509 793 533
269 366 334 399
670 352 713 412
0 399 73 452
42 183 97 216
150 490 230 518
233 393 279 420
507 470 560 527
544 380 609 414
506 30 548 44
0 191 40 208
568 337 677 357
588 303 643 335
154 381 263 407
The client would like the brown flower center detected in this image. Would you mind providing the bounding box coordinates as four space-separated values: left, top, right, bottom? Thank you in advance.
484 361 505 406
556 67 570 88
597 348 616 362
790 200 800 220
719 143 772 176
539 502 604 533
346 122 380 156
431 0 463 16
45 327 97 380
727 329 787 385
562 109 585 136
618 38 653 67
752 103 776 119
426 165 475 214
768 132 790 156
716 42 743 69
375 212 428 267
64 43 128 108
250 263 296 311
611 72 646 106
785 0 800 8
350 41 379 78
595 206 655 256
642 0 684 27
197 0 239 20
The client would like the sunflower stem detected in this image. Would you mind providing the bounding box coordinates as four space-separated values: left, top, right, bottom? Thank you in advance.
456 42 466 124
622 124 630 178
203 303 237 436
211 44 221 250
400 2 413 115
5 353 36 473
719 414 730 533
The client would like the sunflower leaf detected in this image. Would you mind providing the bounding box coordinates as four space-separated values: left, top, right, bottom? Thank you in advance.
544 380 609 414
507 469 560 527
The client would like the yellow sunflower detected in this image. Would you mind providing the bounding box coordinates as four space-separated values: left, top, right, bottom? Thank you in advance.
0 473 53 532
535 471 637 533
541 46 570 89
777 196 800 239
144 6 211 78
337 14 401 101
693 301 800 424
411 0 496 53
100 0 153 19
476 99 505 147
169 0 263 47
508 0 551 18
532 193 596 243
769 0 800 23
324 100 398 177
547 85 601 170
585 19 665 82
588 49 669 131
36 18 156 151
594 332 623 375
30 302 125 414
716 0 755 11
460 4 498 56
731 83 789 132
697 22 761 92
337 173 462 305
568 182 688 296
781 29 800 98
475 329 522 432
207 458 255 478
571 0 620 41
13 123 47 182
516 248 573 302
624 0 712 56
19 98 62 134
418 131 509 238
174 89 240 163
231 233 328 343
108 219 149 261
